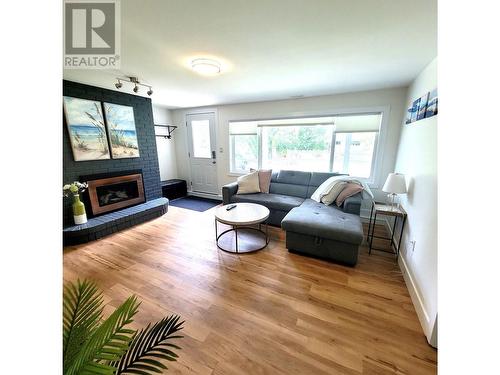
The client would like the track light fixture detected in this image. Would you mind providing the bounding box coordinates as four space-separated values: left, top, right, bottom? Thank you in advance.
114 76 153 96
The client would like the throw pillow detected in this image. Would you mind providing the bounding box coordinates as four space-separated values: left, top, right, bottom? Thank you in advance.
236 171 261 194
311 176 343 202
321 182 347 206
335 183 364 206
250 168 272 193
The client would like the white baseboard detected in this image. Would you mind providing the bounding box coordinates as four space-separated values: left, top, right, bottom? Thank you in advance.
187 191 222 200
376 214 435 347
398 254 433 345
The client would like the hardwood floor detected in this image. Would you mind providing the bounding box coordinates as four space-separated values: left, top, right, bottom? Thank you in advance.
63 205 437 374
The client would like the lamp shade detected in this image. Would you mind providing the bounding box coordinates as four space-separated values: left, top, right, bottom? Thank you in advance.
382 173 407 194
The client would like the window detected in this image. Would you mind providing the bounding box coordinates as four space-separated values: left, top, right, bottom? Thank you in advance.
229 122 258 173
229 113 381 181
332 132 377 178
261 124 334 172
191 120 211 158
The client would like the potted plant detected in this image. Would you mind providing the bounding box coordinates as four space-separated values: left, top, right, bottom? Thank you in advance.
63 181 89 225
63 279 184 375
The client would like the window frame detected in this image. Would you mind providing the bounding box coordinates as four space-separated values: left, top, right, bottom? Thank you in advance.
227 106 389 188
332 130 379 181
229 132 259 174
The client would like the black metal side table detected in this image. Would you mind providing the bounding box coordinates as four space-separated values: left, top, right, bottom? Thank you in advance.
367 201 407 257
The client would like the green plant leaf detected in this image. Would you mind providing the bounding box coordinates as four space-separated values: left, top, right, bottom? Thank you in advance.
63 279 104 374
114 315 184 374
65 295 140 375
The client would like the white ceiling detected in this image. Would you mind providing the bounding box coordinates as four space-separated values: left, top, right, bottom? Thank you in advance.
63 0 437 109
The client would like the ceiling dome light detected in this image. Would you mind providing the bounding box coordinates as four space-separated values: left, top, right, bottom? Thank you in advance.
191 58 221 75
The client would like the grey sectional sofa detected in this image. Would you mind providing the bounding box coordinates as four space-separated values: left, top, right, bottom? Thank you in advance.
222 170 364 266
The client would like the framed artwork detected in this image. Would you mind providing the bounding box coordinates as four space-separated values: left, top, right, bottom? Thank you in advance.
405 106 413 124
410 98 420 123
417 92 429 121
103 103 140 159
63 96 111 161
426 88 438 118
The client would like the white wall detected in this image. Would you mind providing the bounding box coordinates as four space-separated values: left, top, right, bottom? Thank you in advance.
394 58 437 346
171 87 407 207
152 105 178 181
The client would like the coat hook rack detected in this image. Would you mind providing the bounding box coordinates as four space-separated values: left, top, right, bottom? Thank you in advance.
154 124 177 139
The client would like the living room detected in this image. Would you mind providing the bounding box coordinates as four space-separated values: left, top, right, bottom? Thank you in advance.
3 1 499 374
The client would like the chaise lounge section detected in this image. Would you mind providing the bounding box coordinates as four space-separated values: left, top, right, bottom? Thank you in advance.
222 170 364 265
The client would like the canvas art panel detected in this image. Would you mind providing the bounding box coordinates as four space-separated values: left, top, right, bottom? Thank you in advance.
405 106 413 124
426 88 438 117
63 96 111 161
410 98 420 123
103 103 140 159
417 92 429 120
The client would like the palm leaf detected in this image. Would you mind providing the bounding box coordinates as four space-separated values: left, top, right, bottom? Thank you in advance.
114 315 184 374
63 279 104 373
65 295 140 375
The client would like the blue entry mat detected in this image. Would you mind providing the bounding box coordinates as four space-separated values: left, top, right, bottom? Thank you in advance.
169 196 221 212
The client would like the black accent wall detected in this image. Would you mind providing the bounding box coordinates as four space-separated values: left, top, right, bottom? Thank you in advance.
63 80 162 225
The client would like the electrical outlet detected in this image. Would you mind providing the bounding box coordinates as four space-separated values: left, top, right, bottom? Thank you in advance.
410 240 416 254
405 239 416 258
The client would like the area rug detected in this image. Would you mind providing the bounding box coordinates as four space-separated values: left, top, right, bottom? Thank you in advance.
169 196 221 212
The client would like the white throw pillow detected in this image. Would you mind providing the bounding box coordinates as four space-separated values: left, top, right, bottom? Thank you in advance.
311 177 342 202
321 182 347 206
236 171 261 194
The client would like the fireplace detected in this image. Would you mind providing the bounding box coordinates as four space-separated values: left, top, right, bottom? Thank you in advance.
85 172 145 216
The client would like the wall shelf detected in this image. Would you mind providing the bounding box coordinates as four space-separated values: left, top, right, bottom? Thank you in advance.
154 124 177 139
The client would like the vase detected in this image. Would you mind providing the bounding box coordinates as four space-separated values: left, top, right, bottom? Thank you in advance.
72 194 87 225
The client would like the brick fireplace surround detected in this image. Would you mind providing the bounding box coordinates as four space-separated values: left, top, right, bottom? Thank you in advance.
63 80 167 244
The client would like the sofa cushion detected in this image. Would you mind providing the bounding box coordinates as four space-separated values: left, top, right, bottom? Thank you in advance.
307 172 346 196
309 172 342 187
269 182 309 198
275 170 312 185
231 193 305 212
281 199 363 245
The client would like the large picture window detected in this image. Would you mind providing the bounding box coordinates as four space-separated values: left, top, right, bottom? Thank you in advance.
229 113 382 180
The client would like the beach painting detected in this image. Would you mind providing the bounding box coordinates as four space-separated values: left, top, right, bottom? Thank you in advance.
103 103 140 159
426 88 438 118
63 96 110 161
417 92 429 120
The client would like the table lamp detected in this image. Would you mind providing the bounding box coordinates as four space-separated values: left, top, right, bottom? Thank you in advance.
382 173 407 210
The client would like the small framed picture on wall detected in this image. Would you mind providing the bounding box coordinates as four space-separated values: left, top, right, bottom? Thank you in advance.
410 98 420 123
417 92 429 120
426 88 438 118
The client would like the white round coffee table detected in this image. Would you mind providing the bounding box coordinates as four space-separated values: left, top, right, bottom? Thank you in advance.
214 203 270 253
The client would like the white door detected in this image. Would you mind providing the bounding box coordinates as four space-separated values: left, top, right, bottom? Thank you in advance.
186 112 218 194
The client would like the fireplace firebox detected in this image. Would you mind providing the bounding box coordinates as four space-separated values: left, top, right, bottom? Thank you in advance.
85 172 145 216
